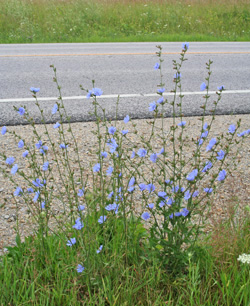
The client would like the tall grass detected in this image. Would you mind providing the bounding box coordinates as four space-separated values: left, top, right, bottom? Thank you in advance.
0 0 249 43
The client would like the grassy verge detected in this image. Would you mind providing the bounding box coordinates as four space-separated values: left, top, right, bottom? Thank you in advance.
0 0 249 43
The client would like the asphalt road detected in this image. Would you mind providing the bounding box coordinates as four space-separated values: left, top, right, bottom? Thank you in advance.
0 42 250 126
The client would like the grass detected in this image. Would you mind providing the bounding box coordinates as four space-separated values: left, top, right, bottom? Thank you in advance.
1 201 250 305
0 0 249 43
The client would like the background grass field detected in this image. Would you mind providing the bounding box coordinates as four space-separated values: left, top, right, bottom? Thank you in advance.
0 0 249 43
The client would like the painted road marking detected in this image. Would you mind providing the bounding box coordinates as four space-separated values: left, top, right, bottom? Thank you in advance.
0 51 250 58
0 90 250 103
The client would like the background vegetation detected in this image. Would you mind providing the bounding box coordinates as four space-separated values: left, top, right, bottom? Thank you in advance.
0 0 249 43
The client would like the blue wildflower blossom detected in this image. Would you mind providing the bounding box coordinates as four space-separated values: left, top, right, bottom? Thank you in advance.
154 63 160 70
149 101 156 112
40 146 48 154
216 150 225 160
157 96 164 104
206 138 217 151
167 198 174 205
106 166 113 176
139 183 147 191
157 88 165 94
174 72 181 79
11 164 18 175
238 129 250 137
203 122 208 130
217 169 226 181
141 212 150 221
192 190 199 197
137 148 147 157
78 205 85 211
93 163 100 172
98 215 107 224
6 157 15 165
122 130 128 136
181 208 189 217
184 190 191 200
66 237 76 247
22 150 29 157
202 161 213 173
41 202 45 209
201 130 208 138
27 187 34 193
128 177 135 192
32 178 44 188
178 121 186 127
17 107 25 116
96 245 103 254
158 191 167 198
198 138 203 146
33 191 40 202
72 218 84 230
107 138 118 153
108 126 116 135
124 115 130 123
131 151 135 159
228 124 236 134
108 191 113 199
86 88 103 98
18 140 24 148
101 151 108 158
54 122 60 128
150 153 158 163
148 203 154 209
36 140 42 149
30 87 40 93
200 82 207 91
146 183 155 193
52 104 58 115
14 187 23 196
78 188 84 197
105 204 118 211
60 143 68 149
217 85 225 91
159 147 164 154
186 169 198 181
182 42 189 50
1 126 7 135
42 161 49 171
204 188 213 193
76 264 84 273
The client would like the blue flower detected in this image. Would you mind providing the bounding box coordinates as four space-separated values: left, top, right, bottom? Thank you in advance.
33 191 40 202
30 87 40 93
78 205 85 211
238 129 250 137
137 148 147 157
181 208 189 217
157 97 164 104
217 85 225 91
106 166 113 176
167 198 174 205
41 202 45 209
198 138 203 146
11 164 18 175
131 151 135 159
108 126 116 135
60 143 68 149
192 190 199 197
149 101 156 112
76 264 84 273
148 203 154 209
14 187 23 196
66 237 76 247
18 140 24 148
184 190 191 200
146 183 155 193
217 169 226 181
201 130 208 138
124 115 130 123
52 104 58 115
1 126 7 135
200 82 207 91
27 187 34 193
202 161 213 173
78 188 84 197
150 153 158 163
36 140 42 149
186 169 198 181
105 203 118 211
128 177 135 192
159 147 164 154
32 178 45 188
182 42 189 50
40 146 48 154
72 218 84 230
216 150 225 160
101 151 108 158
203 122 208 130
206 138 216 151
96 245 103 254
228 124 236 134
17 107 25 116
141 212 150 221
178 121 186 127
42 161 49 171
154 63 160 70
122 130 128 136
107 138 118 153
86 88 103 98
93 163 100 172
98 215 107 224
174 72 181 79
6 157 15 165
108 191 113 199
139 183 147 191
53 122 60 129
157 88 165 94
159 201 165 208
22 150 29 157
204 187 213 193
158 191 167 198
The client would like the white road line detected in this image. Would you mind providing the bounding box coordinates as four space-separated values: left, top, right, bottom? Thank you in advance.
0 90 250 103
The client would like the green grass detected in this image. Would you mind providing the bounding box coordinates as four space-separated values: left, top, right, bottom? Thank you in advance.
0 0 249 43
1 204 250 305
